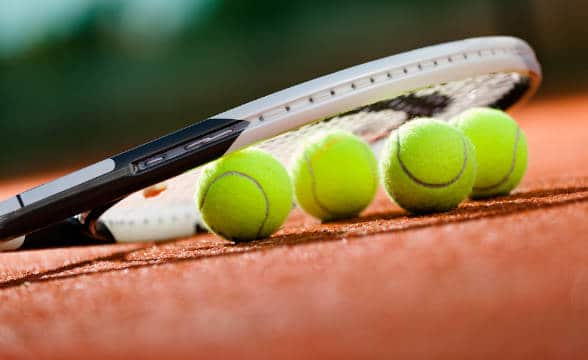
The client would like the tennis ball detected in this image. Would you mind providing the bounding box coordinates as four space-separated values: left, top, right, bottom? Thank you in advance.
195 148 292 242
450 107 528 199
289 131 378 221
380 118 477 213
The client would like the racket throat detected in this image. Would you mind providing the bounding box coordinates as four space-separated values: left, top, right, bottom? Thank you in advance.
22 202 119 249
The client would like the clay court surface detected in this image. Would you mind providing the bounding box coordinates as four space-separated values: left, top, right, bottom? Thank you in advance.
1 94 587 359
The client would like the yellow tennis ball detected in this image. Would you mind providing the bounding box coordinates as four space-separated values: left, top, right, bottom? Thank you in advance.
195 148 292 242
380 118 477 213
289 131 378 221
450 107 528 199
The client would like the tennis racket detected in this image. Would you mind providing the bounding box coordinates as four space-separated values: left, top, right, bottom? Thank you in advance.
0 36 542 249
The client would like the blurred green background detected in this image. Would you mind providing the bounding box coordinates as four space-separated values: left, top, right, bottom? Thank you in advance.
0 0 585 177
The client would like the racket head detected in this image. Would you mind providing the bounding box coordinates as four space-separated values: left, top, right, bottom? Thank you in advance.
100 36 541 243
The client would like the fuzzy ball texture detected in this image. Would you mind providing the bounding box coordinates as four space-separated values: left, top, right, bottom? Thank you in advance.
380 118 477 214
195 148 292 242
451 107 528 199
289 131 378 221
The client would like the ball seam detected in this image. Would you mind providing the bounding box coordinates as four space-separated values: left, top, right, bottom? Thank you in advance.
199 171 270 239
472 126 521 192
396 130 468 188
304 152 339 218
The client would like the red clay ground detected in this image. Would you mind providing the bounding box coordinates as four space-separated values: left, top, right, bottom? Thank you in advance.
1 94 588 359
